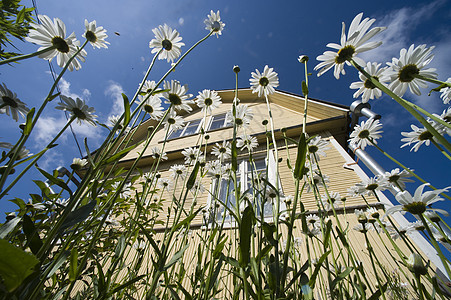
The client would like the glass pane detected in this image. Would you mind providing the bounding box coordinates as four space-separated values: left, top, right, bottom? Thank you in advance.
209 113 227 131
216 178 238 221
168 129 182 139
182 119 201 136
246 158 273 218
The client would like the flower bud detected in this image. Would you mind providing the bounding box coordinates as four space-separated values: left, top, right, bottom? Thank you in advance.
407 253 427 276
298 55 309 63
233 65 240 73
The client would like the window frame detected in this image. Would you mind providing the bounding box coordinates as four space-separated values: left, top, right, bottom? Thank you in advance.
167 118 205 140
206 151 285 227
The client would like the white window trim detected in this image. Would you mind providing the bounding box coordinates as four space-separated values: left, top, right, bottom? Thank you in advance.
168 118 205 139
205 151 286 228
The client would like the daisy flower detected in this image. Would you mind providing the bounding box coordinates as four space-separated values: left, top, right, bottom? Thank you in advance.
141 80 162 96
149 146 168 161
83 20 109 49
163 111 185 133
432 107 451 137
170 164 187 179
400 124 433 152
70 158 88 171
307 136 330 161
321 192 342 211
181 147 202 165
353 176 388 196
237 134 259 151
55 95 97 126
149 24 185 63
206 160 230 180
132 240 146 251
137 94 164 120
440 78 451 105
385 183 449 216
204 10 225 37
385 44 437 97
211 141 231 161
249 65 279 97
349 62 388 102
111 181 132 199
163 80 194 113
226 104 254 129
382 168 414 190
0 83 29 121
314 13 386 79
25 15 86 71
196 89 222 114
306 214 320 225
303 224 321 238
305 172 329 193
157 178 173 192
348 118 383 150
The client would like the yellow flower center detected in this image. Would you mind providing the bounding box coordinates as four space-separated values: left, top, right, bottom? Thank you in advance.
335 45 355 64
403 202 426 215
398 64 420 83
51 36 69 53
162 39 172 51
2 96 17 108
85 31 97 43
259 77 269 87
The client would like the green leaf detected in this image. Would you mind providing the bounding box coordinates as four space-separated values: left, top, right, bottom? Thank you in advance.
309 250 331 288
172 207 202 232
335 226 349 248
213 235 228 259
239 205 254 267
231 140 237 172
16 7 26 24
100 143 139 166
330 267 353 290
69 248 78 282
293 133 307 179
23 107 35 136
115 235 126 259
164 244 189 271
22 214 43 255
37 167 73 197
45 250 69 279
0 239 39 292
0 216 20 239
60 200 96 232
186 161 200 190
367 283 388 300
302 81 309 97
323 219 332 249
122 93 130 126
47 93 61 102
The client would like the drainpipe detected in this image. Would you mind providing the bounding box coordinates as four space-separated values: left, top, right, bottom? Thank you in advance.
348 100 451 282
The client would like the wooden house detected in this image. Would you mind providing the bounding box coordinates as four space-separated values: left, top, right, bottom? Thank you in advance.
82 88 447 298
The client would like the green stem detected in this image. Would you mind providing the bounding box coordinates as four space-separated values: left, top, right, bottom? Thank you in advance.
0 117 75 199
419 214 451 279
350 59 451 153
0 45 56 65
431 139 451 160
414 74 451 88
370 141 451 201
399 97 451 130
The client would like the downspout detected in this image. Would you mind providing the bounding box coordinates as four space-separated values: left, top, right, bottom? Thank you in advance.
348 100 451 283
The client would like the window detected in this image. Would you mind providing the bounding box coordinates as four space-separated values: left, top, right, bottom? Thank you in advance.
168 113 231 140
208 113 231 131
168 118 203 139
208 153 284 225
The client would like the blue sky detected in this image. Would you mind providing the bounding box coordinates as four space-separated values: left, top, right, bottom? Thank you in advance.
1 0 450 219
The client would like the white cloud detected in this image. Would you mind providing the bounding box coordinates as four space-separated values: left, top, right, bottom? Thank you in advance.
358 0 450 112
34 115 102 149
37 151 65 171
104 81 125 119
361 1 443 64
